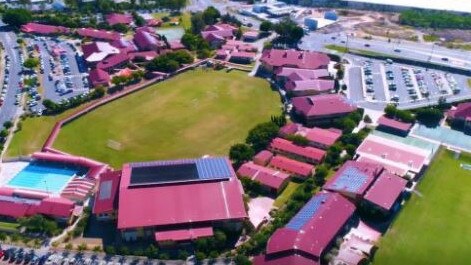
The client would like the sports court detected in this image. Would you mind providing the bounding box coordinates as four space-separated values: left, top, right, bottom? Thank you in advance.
411 125 471 152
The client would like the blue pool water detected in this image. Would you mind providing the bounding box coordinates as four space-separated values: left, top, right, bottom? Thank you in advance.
7 162 81 194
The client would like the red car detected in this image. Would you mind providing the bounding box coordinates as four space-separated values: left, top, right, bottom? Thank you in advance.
0 250 4 259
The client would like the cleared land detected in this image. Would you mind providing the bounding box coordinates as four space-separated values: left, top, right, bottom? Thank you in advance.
53 70 281 167
374 148 471 265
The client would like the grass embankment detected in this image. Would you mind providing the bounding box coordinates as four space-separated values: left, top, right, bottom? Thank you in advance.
6 107 83 157
273 181 301 208
53 69 281 167
374 149 471 265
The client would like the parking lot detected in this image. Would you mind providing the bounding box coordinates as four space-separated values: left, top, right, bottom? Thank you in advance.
0 30 23 127
30 36 90 105
348 56 471 109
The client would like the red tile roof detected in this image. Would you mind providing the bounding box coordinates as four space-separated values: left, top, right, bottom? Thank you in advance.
93 170 121 214
106 13 133 26
261 49 330 70
304 127 342 148
447 102 471 120
230 51 256 59
253 254 319 265
128 51 158 61
279 123 299 136
237 162 289 191
275 67 330 79
364 171 407 211
88 68 110 87
77 28 121 41
285 79 334 93
356 135 429 173
269 155 314 178
21 22 70 35
266 192 356 259
292 94 356 118
253 150 274 166
270 137 326 163
154 226 213 242
133 30 161 51
97 53 129 72
117 158 246 230
378 116 413 132
0 196 74 219
323 160 383 196
169 40 185 50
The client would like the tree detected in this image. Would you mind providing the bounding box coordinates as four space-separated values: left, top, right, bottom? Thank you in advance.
246 122 279 152
273 18 304 46
416 107 443 127
314 165 329 186
286 134 309 146
202 6 220 25
229 143 254 165
3 121 13 129
191 12 206 34
132 12 146 27
259 21 273 32
2 9 32 28
65 243 73 250
105 246 116 255
23 58 40 69
363 114 372 123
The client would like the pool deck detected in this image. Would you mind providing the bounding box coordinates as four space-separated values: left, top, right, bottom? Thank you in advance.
0 161 29 187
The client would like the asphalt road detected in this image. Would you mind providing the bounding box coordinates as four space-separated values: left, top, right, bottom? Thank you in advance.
301 32 471 71
0 27 23 129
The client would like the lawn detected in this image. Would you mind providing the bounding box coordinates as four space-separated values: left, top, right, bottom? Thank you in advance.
53 69 281 168
153 12 191 30
0 221 19 232
373 148 471 265
6 107 88 158
273 181 301 208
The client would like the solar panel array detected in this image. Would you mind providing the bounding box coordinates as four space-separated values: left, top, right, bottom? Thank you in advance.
286 193 329 231
330 166 368 193
196 157 233 180
129 157 233 186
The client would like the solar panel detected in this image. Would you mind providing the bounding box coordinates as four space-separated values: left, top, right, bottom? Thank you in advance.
330 166 368 193
286 193 328 230
128 157 232 186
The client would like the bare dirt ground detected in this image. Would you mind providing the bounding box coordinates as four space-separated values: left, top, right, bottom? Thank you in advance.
319 9 471 49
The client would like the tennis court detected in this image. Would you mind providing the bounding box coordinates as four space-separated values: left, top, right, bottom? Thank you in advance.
411 125 471 152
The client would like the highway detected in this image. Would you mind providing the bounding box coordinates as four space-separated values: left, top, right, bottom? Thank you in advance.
301 32 471 72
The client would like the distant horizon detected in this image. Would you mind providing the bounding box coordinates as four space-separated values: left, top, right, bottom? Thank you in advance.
342 0 471 14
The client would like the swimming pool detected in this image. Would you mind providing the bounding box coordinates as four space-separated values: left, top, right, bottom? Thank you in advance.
6 162 82 194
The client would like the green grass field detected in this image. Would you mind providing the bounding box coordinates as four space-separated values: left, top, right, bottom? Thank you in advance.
53 70 281 167
273 181 301 208
0 221 19 232
374 148 471 265
7 107 90 158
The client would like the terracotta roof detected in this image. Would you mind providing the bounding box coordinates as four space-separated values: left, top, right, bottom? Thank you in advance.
323 160 383 196
117 157 247 230
128 51 158 61
237 162 289 191
303 127 342 148
253 150 274 166
270 137 326 163
82 42 120 62
93 170 121 214
448 102 471 120
133 30 162 51
266 192 356 259
292 94 356 118
269 155 314 178
77 28 121 41
364 171 407 211
106 13 133 26
253 254 319 265
96 53 129 72
230 51 256 59
21 22 70 35
0 196 74 219
377 116 413 132
261 49 330 70
154 226 213 242
88 68 110 87
275 67 330 80
285 79 334 93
